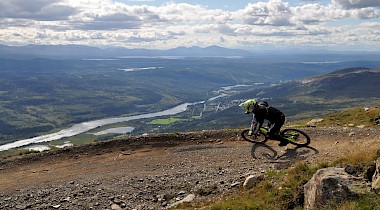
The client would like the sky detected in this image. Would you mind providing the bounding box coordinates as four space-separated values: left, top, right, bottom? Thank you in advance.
0 0 380 51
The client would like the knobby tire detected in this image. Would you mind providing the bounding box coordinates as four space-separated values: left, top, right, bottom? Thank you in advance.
280 128 310 147
241 129 268 143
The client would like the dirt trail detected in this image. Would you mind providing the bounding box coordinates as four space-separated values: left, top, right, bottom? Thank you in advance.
0 127 379 209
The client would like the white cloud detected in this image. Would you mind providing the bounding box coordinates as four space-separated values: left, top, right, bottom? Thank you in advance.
154 2 232 24
0 0 379 50
350 8 378 19
292 4 343 24
236 0 293 26
359 22 380 28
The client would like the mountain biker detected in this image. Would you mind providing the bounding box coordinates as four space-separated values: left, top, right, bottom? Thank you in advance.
240 99 288 146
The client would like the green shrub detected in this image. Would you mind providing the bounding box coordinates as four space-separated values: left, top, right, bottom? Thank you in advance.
1 149 40 159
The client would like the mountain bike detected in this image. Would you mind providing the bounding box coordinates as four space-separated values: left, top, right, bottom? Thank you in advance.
241 120 311 147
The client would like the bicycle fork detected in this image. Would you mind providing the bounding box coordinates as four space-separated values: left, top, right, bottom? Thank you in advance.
248 123 254 136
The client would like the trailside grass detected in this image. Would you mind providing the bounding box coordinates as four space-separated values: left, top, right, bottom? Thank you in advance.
292 106 380 127
203 148 380 210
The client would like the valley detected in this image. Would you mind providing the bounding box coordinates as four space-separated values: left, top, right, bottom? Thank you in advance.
0 52 380 154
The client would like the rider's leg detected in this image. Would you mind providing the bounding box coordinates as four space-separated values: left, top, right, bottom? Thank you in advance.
267 118 284 138
268 115 286 146
266 122 277 139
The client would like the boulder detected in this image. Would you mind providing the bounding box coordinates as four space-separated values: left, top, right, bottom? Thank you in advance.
307 118 324 127
167 194 195 208
243 174 264 189
304 167 370 210
111 204 122 210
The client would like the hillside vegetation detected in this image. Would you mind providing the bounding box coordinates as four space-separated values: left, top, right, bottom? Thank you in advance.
250 67 380 99
294 106 380 127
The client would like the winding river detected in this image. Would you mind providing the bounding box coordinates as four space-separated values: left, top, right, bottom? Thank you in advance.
0 84 251 152
0 102 202 151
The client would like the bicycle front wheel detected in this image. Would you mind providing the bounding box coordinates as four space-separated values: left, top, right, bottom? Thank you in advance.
241 129 268 143
280 128 310 147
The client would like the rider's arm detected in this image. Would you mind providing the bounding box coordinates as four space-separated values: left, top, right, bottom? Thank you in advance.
253 115 264 134
252 107 266 133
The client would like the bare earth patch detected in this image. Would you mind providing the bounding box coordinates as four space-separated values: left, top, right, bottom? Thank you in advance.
1 127 379 209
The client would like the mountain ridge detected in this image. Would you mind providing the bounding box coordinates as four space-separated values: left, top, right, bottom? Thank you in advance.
0 44 253 59
2 44 380 59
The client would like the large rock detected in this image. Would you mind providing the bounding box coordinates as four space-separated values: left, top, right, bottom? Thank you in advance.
307 118 324 127
167 194 195 208
243 174 264 189
304 167 370 210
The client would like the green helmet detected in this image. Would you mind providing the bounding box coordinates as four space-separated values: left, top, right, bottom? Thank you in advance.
239 99 256 113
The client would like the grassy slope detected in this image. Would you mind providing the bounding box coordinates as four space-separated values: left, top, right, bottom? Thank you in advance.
293 106 380 127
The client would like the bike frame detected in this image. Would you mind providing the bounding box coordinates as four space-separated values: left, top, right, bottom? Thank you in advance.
258 126 296 143
242 115 311 147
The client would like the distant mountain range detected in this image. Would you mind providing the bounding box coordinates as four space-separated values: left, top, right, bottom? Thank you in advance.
2 44 380 60
0 44 253 59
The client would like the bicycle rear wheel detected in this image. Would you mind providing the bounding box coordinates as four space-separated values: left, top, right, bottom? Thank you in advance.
280 128 310 147
241 129 268 143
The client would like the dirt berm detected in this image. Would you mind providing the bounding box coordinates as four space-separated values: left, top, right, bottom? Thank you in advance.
1 127 379 209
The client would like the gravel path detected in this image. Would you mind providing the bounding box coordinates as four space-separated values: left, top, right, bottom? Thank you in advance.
1 127 379 209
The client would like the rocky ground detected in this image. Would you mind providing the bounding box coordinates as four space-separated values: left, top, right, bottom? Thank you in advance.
1 127 380 210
